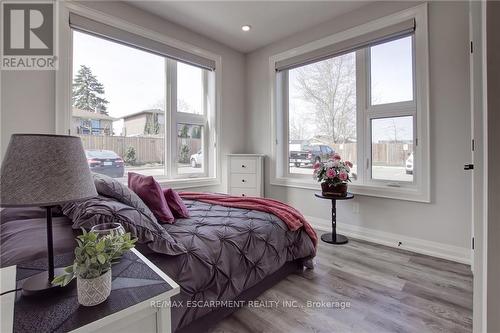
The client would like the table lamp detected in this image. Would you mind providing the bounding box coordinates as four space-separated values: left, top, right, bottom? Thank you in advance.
0 134 97 295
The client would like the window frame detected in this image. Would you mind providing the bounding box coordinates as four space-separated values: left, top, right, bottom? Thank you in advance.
363 36 418 188
56 2 222 189
269 4 430 202
167 59 210 179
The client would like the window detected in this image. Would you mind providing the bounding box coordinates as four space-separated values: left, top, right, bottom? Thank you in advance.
177 124 204 175
287 52 357 178
172 60 208 177
70 24 217 182
370 36 413 105
371 116 414 182
72 31 166 180
273 6 429 201
367 35 416 184
177 62 204 115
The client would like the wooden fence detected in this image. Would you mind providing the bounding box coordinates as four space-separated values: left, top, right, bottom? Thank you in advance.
79 135 164 164
372 143 413 166
330 143 357 165
330 143 413 166
79 134 202 165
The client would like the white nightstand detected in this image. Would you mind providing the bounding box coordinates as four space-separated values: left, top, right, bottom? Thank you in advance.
227 154 265 197
0 249 180 333
0 266 16 333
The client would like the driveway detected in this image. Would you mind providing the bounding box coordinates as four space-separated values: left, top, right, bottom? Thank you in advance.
289 165 412 182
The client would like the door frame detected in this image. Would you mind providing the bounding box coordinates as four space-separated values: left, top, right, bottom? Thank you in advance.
469 1 488 332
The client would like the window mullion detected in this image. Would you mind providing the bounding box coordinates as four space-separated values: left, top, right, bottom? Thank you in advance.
207 70 216 178
177 113 206 125
282 71 289 178
202 70 208 177
163 58 169 178
167 59 177 179
367 103 417 117
356 49 367 185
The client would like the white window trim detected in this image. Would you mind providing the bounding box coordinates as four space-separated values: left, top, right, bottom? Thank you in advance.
55 2 222 189
362 37 417 188
167 59 211 180
269 4 430 202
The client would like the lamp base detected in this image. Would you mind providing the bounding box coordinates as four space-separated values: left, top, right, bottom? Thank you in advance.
22 268 72 296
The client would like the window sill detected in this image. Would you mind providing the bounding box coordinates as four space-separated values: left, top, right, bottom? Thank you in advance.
157 177 221 190
270 177 430 203
118 176 220 190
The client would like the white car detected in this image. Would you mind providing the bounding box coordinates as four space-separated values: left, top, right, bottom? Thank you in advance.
405 153 414 174
190 150 203 168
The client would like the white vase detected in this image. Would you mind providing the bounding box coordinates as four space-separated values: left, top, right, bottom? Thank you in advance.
77 269 112 306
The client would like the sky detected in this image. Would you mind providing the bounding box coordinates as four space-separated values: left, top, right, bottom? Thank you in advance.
288 35 414 144
72 31 203 135
371 36 413 105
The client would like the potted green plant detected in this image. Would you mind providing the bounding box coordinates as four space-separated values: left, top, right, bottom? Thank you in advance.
53 229 136 306
313 153 353 196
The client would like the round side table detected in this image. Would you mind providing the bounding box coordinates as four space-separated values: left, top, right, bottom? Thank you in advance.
314 192 354 245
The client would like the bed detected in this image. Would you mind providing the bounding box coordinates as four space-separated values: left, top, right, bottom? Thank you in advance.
0 187 316 332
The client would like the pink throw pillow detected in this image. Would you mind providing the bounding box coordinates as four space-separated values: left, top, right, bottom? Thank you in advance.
163 188 190 218
128 173 174 224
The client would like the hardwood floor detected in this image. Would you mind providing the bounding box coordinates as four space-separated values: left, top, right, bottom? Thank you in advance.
209 237 473 333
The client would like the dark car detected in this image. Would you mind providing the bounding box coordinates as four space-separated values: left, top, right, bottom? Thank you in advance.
85 149 125 178
289 144 335 167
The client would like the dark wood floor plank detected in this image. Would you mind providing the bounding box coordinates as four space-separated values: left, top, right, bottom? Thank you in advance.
210 237 473 333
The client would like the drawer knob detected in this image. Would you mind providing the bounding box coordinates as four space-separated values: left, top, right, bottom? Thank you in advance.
241 164 246 168
242 194 246 197
241 179 246 183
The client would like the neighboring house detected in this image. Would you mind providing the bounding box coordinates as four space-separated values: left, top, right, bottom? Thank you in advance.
122 109 165 137
72 108 117 136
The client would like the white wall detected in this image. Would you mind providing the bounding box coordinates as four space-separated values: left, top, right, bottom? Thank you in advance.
245 1 472 260
0 1 246 193
1 71 56 156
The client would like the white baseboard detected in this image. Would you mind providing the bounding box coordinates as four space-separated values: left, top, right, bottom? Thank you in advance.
305 215 472 265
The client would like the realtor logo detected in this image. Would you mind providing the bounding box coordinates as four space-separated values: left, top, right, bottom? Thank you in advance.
1 1 58 70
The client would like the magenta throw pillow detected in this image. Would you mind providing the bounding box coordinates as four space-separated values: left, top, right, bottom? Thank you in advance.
128 173 174 224
163 188 190 218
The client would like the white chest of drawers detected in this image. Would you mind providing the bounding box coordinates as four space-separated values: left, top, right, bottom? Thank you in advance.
227 154 264 197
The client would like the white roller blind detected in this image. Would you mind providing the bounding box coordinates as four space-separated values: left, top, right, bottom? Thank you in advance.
275 19 415 72
69 13 216 71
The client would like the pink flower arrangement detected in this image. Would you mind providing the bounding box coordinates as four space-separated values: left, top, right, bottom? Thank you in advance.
313 154 352 185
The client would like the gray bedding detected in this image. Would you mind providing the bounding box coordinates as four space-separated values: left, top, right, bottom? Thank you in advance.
0 194 315 331
150 199 315 329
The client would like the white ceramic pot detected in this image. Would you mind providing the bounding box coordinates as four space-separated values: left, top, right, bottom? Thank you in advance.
77 269 112 306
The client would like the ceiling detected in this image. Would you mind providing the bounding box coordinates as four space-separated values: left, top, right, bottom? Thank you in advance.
127 1 370 53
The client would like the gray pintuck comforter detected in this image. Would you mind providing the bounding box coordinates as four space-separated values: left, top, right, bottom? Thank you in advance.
152 199 315 329
0 175 316 332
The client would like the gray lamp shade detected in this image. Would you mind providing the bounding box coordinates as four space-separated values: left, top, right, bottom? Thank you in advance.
0 134 97 207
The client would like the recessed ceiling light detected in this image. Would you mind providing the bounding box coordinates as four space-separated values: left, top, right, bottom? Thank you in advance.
241 25 251 32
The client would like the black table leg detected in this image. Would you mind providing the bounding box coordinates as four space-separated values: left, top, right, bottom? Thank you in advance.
320 199 348 245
